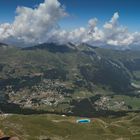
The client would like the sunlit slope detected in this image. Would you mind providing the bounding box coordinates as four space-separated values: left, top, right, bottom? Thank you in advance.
0 113 140 140
0 43 140 115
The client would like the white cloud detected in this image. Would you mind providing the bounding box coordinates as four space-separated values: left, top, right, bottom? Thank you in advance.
88 18 98 29
0 0 139 48
102 13 135 47
0 0 67 45
104 12 119 29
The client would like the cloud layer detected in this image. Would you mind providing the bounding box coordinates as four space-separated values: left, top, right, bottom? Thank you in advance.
0 0 66 45
0 0 140 48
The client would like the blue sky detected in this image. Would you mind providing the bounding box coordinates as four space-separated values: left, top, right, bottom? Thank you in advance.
0 0 140 48
60 0 140 31
0 0 140 31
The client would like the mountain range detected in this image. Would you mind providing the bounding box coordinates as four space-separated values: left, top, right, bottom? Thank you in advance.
0 42 140 117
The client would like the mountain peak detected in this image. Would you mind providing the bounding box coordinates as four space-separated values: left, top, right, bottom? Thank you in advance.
0 42 8 47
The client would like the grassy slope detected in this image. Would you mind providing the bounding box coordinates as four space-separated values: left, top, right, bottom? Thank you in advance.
0 113 140 140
